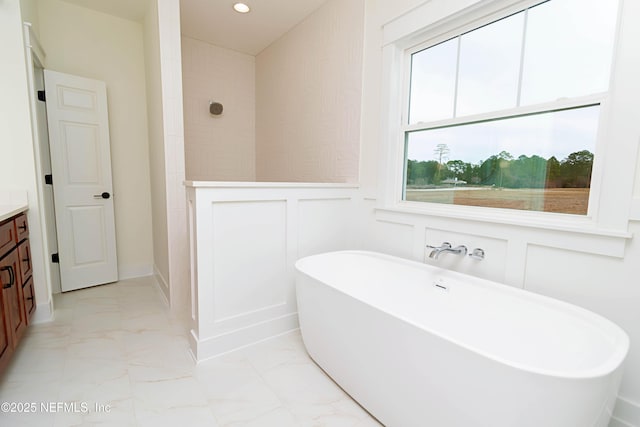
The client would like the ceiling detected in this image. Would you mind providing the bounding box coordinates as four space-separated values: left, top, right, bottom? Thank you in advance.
180 0 328 55
60 0 329 56
60 0 149 22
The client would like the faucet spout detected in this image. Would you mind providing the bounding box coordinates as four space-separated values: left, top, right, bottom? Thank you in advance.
426 242 451 259
426 242 468 260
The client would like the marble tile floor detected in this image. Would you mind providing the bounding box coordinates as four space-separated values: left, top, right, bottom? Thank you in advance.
0 276 382 427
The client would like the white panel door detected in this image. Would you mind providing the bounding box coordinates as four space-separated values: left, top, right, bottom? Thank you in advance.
44 70 118 292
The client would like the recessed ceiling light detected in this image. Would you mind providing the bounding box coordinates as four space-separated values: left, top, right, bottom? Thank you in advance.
233 3 251 13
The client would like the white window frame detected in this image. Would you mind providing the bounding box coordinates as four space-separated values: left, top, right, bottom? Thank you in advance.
378 0 639 237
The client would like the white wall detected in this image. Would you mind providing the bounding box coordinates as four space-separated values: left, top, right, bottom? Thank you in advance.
359 1 640 425
38 0 154 281
182 37 256 181
143 0 170 298
255 0 365 183
156 0 189 311
0 0 52 320
19 0 39 37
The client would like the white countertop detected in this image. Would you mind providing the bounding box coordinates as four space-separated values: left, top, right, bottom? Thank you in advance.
0 204 28 223
0 191 28 223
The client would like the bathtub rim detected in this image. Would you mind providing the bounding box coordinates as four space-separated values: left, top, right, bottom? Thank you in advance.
295 250 630 380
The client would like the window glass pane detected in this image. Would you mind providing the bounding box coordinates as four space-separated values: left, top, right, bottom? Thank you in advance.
521 0 618 105
457 12 524 116
404 105 599 214
409 38 458 124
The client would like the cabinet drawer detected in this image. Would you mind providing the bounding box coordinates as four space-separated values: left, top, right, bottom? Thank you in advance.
15 214 28 242
18 241 32 284
0 220 16 258
22 276 35 321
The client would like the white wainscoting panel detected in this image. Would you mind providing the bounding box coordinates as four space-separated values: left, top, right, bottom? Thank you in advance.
359 199 415 259
186 182 358 361
298 198 353 259
368 220 414 259
424 228 509 284
212 200 287 321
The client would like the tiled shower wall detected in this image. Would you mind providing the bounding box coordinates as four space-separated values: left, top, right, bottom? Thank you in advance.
255 0 365 183
181 37 256 181
180 0 364 185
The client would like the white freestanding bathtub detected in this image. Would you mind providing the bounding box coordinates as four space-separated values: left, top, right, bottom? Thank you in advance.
295 251 629 427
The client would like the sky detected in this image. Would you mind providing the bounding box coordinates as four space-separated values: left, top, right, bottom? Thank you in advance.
406 0 618 165
406 105 600 164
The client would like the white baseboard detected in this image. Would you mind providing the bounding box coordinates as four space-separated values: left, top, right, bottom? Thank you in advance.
30 298 54 324
190 313 299 362
153 264 170 306
629 198 640 221
612 396 640 427
118 263 153 280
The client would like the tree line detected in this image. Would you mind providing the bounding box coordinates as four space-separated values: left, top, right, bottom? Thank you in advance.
406 149 594 189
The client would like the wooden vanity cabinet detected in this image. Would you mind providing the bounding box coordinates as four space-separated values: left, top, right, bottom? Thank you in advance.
0 212 34 376
0 254 14 374
15 214 29 243
18 242 35 319
1 250 27 345
22 277 36 319
0 220 16 259
18 240 32 285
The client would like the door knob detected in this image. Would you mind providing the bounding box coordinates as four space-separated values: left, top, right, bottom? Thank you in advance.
93 192 111 199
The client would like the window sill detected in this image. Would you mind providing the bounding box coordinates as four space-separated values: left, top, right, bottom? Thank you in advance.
377 201 632 240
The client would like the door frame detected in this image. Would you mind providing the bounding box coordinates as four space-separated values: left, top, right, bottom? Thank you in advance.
23 23 59 318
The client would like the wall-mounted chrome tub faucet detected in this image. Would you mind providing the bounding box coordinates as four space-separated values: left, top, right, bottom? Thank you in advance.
426 242 468 260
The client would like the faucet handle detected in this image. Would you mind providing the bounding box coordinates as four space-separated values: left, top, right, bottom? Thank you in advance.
469 248 485 260
453 245 468 256
426 241 451 249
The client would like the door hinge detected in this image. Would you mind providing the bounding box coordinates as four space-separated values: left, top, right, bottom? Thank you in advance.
51 253 59 263
45 174 53 185
37 90 46 102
